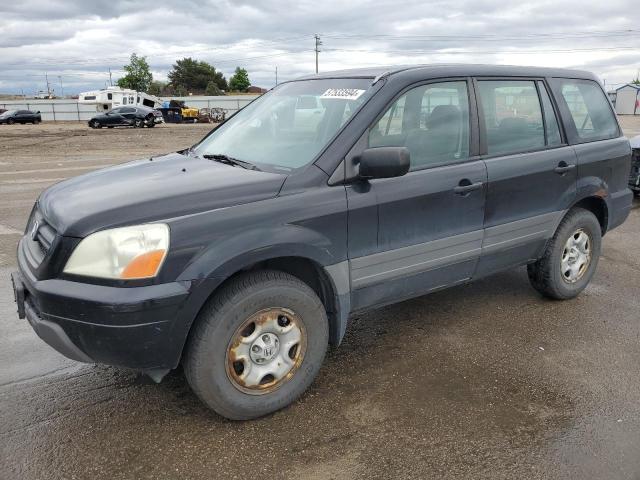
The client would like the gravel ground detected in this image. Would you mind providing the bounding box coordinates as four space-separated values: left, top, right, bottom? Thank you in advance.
1 119 640 480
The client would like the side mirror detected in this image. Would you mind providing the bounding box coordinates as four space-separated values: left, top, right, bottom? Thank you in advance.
358 147 410 180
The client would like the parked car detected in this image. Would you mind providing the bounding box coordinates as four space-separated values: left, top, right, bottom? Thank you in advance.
629 135 640 195
88 106 163 128
0 109 41 124
12 65 633 420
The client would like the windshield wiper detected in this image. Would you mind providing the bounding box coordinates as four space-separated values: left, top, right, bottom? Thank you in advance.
202 154 261 171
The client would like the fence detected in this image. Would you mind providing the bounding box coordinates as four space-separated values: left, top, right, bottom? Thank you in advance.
0 95 260 122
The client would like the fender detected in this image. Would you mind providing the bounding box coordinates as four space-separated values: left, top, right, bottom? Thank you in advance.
166 224 351 368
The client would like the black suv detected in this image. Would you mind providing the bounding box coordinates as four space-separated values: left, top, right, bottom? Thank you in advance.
12 65 633 419
88 106 163 128
0 109 41 124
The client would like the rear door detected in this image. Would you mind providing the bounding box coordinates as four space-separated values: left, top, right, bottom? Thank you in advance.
474 78 577 277
347 79 487 310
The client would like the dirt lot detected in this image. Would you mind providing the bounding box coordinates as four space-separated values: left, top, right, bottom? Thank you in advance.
1 119 640 479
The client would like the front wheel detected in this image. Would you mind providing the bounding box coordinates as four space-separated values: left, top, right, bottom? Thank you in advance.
184 270 329 420
133 118 144 128
528 208 602 299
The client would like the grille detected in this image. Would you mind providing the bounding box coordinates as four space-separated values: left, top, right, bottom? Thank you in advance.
23 208 57 270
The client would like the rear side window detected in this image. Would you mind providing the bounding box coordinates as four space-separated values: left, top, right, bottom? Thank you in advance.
554 79 618 142
369 81 470 170
477 80 544 156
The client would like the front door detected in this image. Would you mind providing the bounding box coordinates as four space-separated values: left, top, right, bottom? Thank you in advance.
473 79 577 277
346 79 487 310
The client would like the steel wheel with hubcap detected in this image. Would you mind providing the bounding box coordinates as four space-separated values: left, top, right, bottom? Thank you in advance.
226 307 306 394
185 270 328 420
560 229 591 284
134 118 144 128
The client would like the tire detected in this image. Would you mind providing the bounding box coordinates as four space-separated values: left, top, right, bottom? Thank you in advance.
147 121 155 128
527 207 602 300
89 120 101 129
184 270 329 420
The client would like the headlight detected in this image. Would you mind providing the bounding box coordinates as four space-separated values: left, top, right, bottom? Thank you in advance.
63 224 169 280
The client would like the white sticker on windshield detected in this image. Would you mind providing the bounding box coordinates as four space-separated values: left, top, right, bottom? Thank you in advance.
320 88 366 100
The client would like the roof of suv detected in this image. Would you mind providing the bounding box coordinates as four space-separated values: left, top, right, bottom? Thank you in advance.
295 64 598 82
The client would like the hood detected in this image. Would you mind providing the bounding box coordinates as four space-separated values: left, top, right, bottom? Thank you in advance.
39 152 286 237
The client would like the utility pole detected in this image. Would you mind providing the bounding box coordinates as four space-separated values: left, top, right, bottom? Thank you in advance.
314 34 322 74
58 76 64 97
108 67 113 86
45 72 51 97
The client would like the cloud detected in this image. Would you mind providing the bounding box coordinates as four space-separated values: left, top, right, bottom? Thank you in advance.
0 0 638 95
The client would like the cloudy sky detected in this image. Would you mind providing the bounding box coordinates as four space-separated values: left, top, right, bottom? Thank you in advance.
1 0 639 95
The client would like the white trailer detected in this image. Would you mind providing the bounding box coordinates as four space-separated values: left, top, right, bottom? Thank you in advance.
78 86 161 112
613 84 640 115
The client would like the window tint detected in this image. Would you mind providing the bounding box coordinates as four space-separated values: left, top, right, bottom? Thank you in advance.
478 80 544 155
538 83 562 146
554 79 618 142
369 81 469 170
120 107 135 113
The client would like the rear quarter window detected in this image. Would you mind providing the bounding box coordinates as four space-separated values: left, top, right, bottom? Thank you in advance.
552 78 619 143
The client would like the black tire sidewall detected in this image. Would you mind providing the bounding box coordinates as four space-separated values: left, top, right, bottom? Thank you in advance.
186 275 328 419
547 210 602 298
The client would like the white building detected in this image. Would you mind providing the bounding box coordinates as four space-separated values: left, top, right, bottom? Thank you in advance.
613 84 640 115
78 86 161 112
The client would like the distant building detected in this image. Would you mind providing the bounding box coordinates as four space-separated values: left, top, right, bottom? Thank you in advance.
613 84 640 115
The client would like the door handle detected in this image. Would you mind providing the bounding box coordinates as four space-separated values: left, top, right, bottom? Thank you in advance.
554 162 576 174
454 180 483 195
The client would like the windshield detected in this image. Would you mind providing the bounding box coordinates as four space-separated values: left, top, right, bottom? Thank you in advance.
193 78 373 172
0 110 17 117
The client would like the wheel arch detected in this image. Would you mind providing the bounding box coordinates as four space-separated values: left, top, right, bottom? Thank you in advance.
175 248 350 368
571 195 609 235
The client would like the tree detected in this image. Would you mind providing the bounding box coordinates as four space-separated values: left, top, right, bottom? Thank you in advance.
632 78 640 85
229 67 251 92
116 53 153 92
205 81 223 96
168 58 227 94
148 80 167 96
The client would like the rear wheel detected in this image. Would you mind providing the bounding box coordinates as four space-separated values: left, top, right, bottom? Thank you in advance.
527 208 602 299
184 270 329 420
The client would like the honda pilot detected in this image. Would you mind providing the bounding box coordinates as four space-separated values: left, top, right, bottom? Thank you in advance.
12 65 633 419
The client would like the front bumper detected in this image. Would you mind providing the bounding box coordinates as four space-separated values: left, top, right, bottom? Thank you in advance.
13 256 191 370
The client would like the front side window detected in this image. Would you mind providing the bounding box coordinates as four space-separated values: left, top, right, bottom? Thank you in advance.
477 80 544 155
553 79 618 142
369 81 470 170
194 78 372 172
